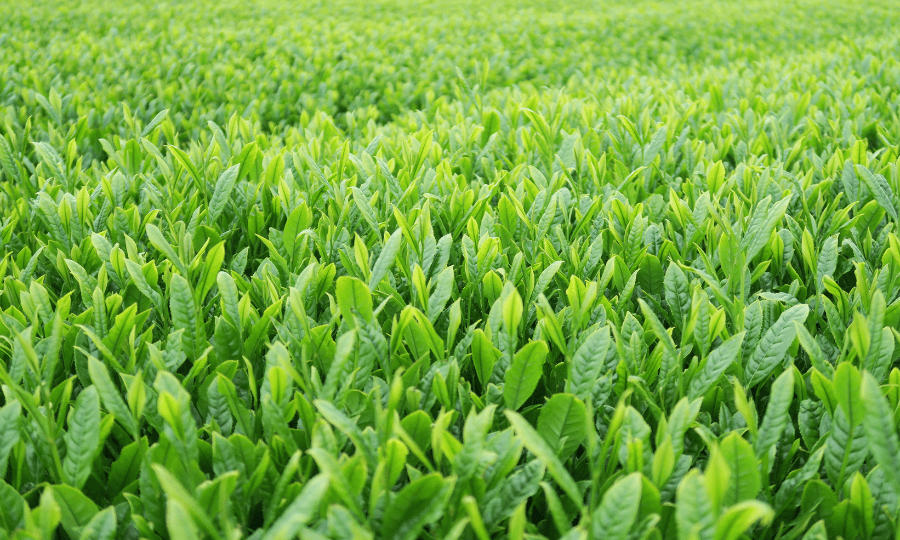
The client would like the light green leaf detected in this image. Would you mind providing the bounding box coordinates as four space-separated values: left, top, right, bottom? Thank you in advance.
537 393 587 460
689 332 744 400
742 195 791 262
664 264 692 329
505 410 583 507
62 386 101 489
0 402 21 479
169 273 203 360
719 433 761 505
504 341 548 410
51 484 100 539
146 224 189 277
152 465 222 540
744 304 809 388
472 329 499 390
87 356 139 438
0 480 27 532
208 164 240 223
590 473 642 540
713 500 773 540
860 371 900 494
263 475 330 540
816 236 838 289
856 165 898 220
369 228 403 291
566 326 611 401
336 276 374 324
79 506 117 540
380 473 455 540
800 520 828 540
755 369 794 457
676 470 714 540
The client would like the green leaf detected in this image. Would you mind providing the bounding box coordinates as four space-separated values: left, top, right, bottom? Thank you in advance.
336 276 374 324
855 165 898 220
639 299 676 358
62 386 101 489
169 273 203 361
216 271 242 330
482 460 544 529
537 393 587 460
0 480 27 532
264 474 330 539
314 399 377 467
51 484 100 539
502 286 524 337
742 195 791 262
816 235 838 289
539 480 572 536
713 500 773 540
505 410 583 507
663 264 691 329
849 472 875 539
744 304 809 388
79 506 117 540
168 145 202 185
146 224 189 277
400 410 433 456
0 402 21 479
109 438 148 496
167 498 201 540
369 228 403 291
860 371 900 494
87 356 139 438
866 466 897 539
689 331 744 400
590 473 642 540
427 266 454 322
197 241 225 301
125 259 163 309
141 108 169 136
676 470 715 540
800 520 829 540
755 369 794 457
380 473 454 540
504 340 548 410
774 446 826 513
862 291 892 381
719 432 761 505
208 164 239 223
795 322 832 377
472 329 500 390
833 362 864 428
566 326 611 401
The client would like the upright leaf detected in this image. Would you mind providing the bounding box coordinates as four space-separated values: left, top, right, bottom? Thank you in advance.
504 341 548 410
505 410 583 506
590 473 642 540
676 470 715 540
861 372 900 494
208 164 239 223
744 304 809 388
62 386 101 489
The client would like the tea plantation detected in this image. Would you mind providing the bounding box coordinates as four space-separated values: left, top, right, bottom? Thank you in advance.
1 0 900 538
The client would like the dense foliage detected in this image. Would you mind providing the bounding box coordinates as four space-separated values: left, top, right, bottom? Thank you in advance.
2 0 900 538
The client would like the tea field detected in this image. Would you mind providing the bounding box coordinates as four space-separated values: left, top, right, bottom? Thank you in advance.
2 0 900 538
